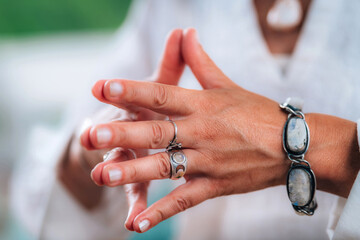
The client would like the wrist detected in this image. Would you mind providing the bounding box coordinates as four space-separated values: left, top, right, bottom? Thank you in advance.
305 113 360 197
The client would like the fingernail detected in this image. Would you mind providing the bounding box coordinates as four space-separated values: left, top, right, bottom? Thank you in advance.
96 127 112 144
139 219 150 232
109 81 123 97
108 169 122 182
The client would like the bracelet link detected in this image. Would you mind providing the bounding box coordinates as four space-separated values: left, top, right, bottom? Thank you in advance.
280 98 317 216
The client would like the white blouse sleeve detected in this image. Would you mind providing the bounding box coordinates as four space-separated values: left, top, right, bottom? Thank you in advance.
10 1 155 239
332 119 360 239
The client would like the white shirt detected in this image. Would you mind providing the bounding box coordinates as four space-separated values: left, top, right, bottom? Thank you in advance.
11 0 360 239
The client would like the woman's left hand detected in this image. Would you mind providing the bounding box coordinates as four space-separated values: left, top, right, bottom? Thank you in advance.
80 28 291 233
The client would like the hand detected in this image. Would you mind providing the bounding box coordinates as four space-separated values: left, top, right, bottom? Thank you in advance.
81 28 360 233
81 28 289 232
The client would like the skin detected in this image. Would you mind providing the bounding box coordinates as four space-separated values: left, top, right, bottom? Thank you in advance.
59 0 360 234
60 0 307 209
80 28 360 233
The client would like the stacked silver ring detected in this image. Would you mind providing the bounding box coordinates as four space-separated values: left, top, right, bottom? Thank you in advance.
166 120 187 180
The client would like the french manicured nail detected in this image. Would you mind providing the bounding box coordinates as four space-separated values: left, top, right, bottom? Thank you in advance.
96 127 112 144
139 219 150 232
108 169 122 182
109 81 123 97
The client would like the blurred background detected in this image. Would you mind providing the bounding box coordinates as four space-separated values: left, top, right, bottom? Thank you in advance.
0 0 171 239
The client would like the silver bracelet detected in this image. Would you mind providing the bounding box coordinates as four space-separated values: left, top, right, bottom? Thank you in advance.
280 98 317 216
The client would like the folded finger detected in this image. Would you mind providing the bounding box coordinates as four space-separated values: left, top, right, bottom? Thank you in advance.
124 182 149 231
90 148 149 231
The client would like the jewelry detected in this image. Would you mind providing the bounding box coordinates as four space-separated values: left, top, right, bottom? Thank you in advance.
166 120 182 151
280 97 317 216
267 0 303 31
166 120 187 179
167 149 187 180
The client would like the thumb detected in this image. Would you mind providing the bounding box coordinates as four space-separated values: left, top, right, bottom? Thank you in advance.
182 28 235 89
153 28 185 85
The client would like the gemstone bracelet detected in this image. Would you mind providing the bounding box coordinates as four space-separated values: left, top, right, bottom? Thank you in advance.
280 98 317 216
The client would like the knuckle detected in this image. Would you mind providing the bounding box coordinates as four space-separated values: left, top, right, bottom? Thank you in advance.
154 208 166 222
174 197 193 212
150 122 166 148
127 164 138 182
115 126 127 143
196 91 213 110
156 153 171 179
211 180 226 197
122 83 138 104
197 120 215 141
153 84 169 108
211 179 232 197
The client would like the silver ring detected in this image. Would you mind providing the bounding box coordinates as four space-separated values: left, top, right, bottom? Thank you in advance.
166 120 182 151
167 149 187 180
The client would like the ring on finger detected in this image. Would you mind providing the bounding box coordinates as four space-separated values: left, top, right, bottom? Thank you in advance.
166 120 182 151
167 149 187 180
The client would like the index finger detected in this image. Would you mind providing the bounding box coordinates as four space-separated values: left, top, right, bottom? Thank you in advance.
93 79 200 115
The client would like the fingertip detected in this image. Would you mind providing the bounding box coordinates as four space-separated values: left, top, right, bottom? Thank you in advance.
182 27 201 64
102 165 123 187
167 28 183 41
90 163 105 186
124 210 136 231
124 202 147 231
89 126 98 148
92 149 129 186
80 127 94 150
183 27 198 43
124 220 134 231
168 28 184 53
136 219 151 233
92 80 107 101
89 125 114 149
133 217 151 233
103 79 125 102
